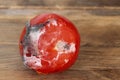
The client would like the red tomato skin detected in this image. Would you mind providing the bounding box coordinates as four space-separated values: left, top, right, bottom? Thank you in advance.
19 13 80 74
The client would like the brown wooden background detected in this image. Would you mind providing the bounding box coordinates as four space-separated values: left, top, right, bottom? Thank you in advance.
0 0 120 80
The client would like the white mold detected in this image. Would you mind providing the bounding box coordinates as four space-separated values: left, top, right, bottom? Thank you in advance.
64 59 69 63
23 28 46 68
54 40 76 60
24 55 42 69
51 19 57 26
54 40 76 54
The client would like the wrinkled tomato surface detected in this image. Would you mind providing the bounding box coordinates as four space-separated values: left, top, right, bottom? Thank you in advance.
19 13 80 74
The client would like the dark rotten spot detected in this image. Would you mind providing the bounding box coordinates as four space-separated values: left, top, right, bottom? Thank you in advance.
21 20 50 47
64 44 70 50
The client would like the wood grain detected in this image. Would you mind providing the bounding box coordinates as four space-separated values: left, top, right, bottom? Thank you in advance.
0 0 120 80
0 0 120 7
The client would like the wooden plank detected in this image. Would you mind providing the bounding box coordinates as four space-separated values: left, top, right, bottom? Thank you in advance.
0 0 120 7
0 0 80 7
0 9 120 70
0 69 110 80
0 7 120 80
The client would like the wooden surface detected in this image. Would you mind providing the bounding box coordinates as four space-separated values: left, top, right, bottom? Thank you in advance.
0 0 120 80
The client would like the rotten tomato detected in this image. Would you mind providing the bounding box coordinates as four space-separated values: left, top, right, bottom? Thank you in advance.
19 13 80 74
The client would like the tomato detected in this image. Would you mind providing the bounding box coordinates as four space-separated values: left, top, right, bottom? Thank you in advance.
19 13 80 74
